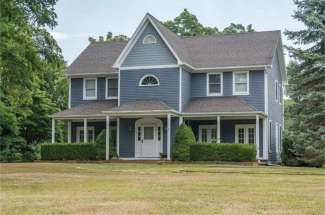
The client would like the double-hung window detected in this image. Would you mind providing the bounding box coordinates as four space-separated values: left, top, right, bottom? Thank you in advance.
207 73 222 96
106 78 118 99
83 78 97 100
233 71 249 95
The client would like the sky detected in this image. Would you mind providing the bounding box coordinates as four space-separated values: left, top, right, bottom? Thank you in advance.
51 0 304 65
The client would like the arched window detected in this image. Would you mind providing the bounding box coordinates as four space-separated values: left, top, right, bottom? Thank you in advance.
142 34 157 44
139 74 159 86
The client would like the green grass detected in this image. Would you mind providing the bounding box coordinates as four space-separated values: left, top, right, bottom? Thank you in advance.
1 162 324 215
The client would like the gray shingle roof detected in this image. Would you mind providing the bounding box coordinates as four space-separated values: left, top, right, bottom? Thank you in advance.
108 99 176 112
183 97 257 113
51 101 117 118
67 42 126 76
67 14 281 75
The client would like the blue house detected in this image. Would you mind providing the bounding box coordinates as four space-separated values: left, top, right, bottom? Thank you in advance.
52 13 286 163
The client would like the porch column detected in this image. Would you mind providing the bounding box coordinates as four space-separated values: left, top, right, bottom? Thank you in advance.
67 120 71 143
256 115 260 160
179 116 183 126
106 115 110 160
83 118 87 143
116 117 120 157
167 113 171 160
51 118 55 143
217 116 221 143
263 118 268 160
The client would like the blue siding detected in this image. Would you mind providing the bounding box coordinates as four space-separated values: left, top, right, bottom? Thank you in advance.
190 71 264 111
120 68 179 110
122 22 177 67
71 78 83 107
188 119 263 157
181 69 191 110
97 78 106 100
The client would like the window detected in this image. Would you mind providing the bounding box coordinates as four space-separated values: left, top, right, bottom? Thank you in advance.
235 125 255 144
275 123 279 153
157 126 161 141
279 125 282 153
106 78 118 99
199 125 218 142
139 74 159 86
143 127 154 140
137 127 141 141
207 73 222 96
279 83 283 104
143 34 157 44
76 127 95 143
275 80 278 102
83 78 97 100
269 121 272 152
233 71 249 95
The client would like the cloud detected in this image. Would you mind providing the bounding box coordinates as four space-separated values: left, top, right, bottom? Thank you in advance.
50 31 88 41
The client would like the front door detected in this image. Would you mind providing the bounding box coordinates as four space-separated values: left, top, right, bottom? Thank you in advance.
135 118 163 158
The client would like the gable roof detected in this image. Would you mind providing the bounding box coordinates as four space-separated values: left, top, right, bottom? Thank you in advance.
67 13 283 76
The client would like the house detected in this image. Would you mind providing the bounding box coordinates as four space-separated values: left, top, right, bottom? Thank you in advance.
51 13 285 163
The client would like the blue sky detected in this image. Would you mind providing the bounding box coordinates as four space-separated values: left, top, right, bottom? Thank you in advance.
52 0 304 64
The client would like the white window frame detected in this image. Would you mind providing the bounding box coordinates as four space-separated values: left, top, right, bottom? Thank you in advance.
83 78 97 100
275 122 279 153
279 82 282 104
233 71 249 95
76 126 95 143
207 72 223 96
139 74 160 87
235 124 256 144
142 34 157 44
275 80 279 102
198 125 218 142
105 77 118 100
268 120 272 152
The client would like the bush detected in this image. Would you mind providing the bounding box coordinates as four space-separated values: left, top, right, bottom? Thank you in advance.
190 143 256 162
172 124 196 161
281 134 300 166
41 143 97 160
95 130 117 160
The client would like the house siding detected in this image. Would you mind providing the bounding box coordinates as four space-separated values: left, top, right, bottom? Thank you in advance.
181 68 191 110
122 22 177 67
190 71 264 111
268 49 284 162
120 68 180 111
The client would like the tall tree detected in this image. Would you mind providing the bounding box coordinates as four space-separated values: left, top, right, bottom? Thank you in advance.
88 32 129 43
163 9 254 36
0 0 66 160
284 0 325 167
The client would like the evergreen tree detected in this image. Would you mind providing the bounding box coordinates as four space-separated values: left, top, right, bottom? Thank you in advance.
284 0 325 167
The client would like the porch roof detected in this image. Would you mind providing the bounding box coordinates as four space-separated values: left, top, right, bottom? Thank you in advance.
182 97 258 115
104 99 178 115
51 101 117 119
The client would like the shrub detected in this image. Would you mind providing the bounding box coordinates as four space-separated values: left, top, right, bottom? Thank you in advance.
190 143 256 162
95 130 117 160
41 143 97 160
281 134 300 166
172 124 196 161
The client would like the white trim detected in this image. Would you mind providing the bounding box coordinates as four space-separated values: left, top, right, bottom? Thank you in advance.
142 34 157 44
275 80 279 102
83 78 97 100
68 78 71 109
207 72 223 96
119 157 161 161
198 124 218 142
263 118 268 160
83 118 88 143
275 122 279 154
182 111 265 117
118 68 120 106
67 120 71 143
116 117 120 157
167 114 171 160
106 115 110 160
264 69 269 114
139 74 160 87
235 124 256 144
120 64 179 70
268 120 272 152
256 115 260 159
76 126 95 143
179 116 183 126
66 72 118 77
105 77 118 100
233 71 249 95
113 15 181 68
51 119 55 143
217 116 221 143
183 63 270 71
179 66 182 112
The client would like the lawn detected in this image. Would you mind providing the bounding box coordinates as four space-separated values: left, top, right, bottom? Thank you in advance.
0 163 324 215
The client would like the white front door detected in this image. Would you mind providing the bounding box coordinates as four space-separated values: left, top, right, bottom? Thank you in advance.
135 118 163 158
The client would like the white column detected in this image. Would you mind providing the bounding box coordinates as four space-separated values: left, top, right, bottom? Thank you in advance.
116 117 120 157
51 118 55 143
256 115 260 160
179 116 183 126
83 118 87 143
217 116 221 143
106 115 110 160
167 114 171 160
67 120 71 143
263 118 268 160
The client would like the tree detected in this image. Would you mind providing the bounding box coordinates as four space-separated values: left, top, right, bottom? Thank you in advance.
163 9 254 36
172 124 196 161
284 0 325 167
88 32 129 43
0 0 67 161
